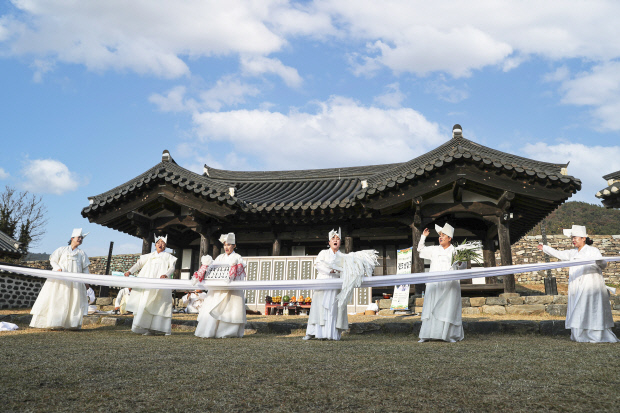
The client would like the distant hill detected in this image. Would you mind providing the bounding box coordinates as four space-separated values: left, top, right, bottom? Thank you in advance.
528 201 620 235
25 252 50 261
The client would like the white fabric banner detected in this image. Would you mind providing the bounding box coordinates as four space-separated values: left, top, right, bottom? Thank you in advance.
392 247 413 310
2 257 619 292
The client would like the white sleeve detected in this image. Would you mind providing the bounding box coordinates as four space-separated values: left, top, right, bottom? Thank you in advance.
542 245 573 261
114 289 125 307
164 255 177 277
49 247 63 271
87 288 96 304
128 255 147 274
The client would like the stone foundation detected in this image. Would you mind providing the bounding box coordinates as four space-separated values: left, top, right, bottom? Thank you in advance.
0 272 44 309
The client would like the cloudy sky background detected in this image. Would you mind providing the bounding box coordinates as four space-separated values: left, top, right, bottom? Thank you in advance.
1 0 620 257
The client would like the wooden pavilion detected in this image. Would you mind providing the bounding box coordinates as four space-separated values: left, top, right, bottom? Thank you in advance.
596 170 620 209
82 125 580 296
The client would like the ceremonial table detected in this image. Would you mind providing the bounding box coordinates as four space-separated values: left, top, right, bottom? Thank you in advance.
265 303 311 315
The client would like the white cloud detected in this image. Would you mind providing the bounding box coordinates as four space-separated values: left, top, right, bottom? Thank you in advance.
1 0 328 79
522 142 620 202
373 83 405 108
150 77 261 113
424 76 469 103
0 167 9 179
548 61 620 131
20 159 84 195
240 55 302 88
188 96 444 170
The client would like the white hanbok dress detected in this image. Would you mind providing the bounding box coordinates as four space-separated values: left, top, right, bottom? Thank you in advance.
542 244 618 343
195 252 246 338
30 246 90 329
182 292 207 314
305 249 349 340
126 251 177 335
417 236 464 342
115 288 131 314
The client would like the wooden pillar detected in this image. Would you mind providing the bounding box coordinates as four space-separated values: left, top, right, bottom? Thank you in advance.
498 220 515 293
199 233 210 259
344 236 353 254
272 236 281 256
212 241 220 259
411 223 425 295
142 236 152 255
483 236 497 284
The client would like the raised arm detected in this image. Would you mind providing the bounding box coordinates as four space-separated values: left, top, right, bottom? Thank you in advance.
540 245 573 261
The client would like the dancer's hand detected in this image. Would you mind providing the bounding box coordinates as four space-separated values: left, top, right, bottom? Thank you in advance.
422 228 430 237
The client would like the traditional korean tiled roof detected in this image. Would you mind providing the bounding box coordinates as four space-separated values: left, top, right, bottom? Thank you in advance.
0 229 23 257
83 133 580 216
596 170 620 208
82 159 241 216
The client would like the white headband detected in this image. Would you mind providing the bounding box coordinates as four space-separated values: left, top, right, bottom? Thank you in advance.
154 234 168 245
563 225 587 238
329 228 341 240
219 233 236 245
71 228 89 239
435 223 454 238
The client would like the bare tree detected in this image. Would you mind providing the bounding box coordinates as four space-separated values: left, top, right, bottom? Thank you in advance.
0 185 48 255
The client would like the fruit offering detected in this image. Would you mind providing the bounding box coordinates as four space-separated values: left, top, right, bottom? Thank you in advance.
282 295 291 303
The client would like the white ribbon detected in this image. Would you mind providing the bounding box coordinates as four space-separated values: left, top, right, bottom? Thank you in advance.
2 257 619 291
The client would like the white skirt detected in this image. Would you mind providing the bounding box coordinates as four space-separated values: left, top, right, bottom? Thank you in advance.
195 290 246 338
30 279 86 329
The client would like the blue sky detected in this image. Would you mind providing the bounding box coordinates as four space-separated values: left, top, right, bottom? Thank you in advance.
1 0 620 257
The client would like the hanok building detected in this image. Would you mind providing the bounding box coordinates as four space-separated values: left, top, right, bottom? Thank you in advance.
596 171 620 209
82 125 580 311
0 229 24 261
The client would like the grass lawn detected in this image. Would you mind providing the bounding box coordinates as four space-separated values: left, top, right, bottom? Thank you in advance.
1 324 620 412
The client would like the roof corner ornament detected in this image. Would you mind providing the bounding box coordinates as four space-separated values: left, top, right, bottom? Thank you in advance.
229 187 235 197
452 124 462 139
162 150 171 162
203 165 209 176
361 180 368 189
560 161 570 176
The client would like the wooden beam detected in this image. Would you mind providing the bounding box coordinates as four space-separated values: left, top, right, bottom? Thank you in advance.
497 219 515 293
497 191 515 211
452 178 466 202
422 202 502 219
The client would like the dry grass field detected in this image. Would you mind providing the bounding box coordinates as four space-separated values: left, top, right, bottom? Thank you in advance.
2 320 620 412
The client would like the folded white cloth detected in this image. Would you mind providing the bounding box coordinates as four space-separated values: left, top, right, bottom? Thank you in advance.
0 321 19 331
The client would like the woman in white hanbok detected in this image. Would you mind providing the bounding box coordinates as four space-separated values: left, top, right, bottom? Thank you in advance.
195 233 247 338
539 225 618 343
124 235 177 335
417 223 464 343
30 228 91 330
304 229 348 341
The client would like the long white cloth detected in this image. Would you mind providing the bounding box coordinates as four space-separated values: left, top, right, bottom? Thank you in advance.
417 236 464 342
306 249 349 340
195 252 246 338
30 246 89 329
3 257 620 291
125 251 177 335
542 245 618 343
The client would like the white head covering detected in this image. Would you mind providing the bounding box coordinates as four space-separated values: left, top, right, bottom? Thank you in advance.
154 234 168 245
201 255 213 265
563 225 587 238
219 232 236 245
435 223 454 238
71 228 89 239
328 227 342 240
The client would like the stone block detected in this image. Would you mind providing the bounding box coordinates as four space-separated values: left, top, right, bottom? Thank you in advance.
378 309 395 316
546 304 567 317
96 297 113 306
486 297 507 305
539 320 570 336
378 299 392 309
14 315 32 324
462 307 482 315
348 322 382 334
100 306 115 311
82 316 99 325
382 323 413 334
553 295 568 304
508 297 524 305
463 321 501 334
100 317 123 326
501 320 539 334
470 297 485 307
524 295 554 305
244 322 269 334
414 307 424 313
506 304 546 315
614 304 620 311
481 305 506 315
243 329 258 335
267 322 301 334
461 297 471 307
415 298 424 306
499 293 520 299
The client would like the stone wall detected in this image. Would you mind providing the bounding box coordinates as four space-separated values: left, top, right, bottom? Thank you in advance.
0 272 44 309
502 235 620 285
